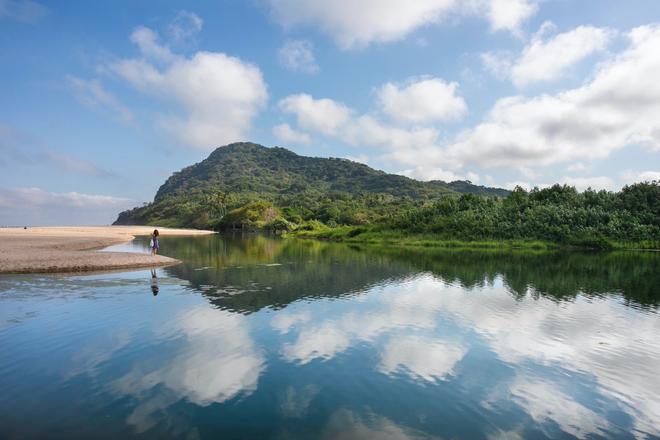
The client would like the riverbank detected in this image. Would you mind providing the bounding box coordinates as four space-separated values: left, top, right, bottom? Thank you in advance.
291 227 659 251
0 226 215 274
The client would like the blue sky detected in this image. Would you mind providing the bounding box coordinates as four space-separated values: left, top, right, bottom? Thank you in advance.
1 0 659 225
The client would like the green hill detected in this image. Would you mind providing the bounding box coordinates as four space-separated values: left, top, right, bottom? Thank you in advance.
114 142 508 229
152 142 507 201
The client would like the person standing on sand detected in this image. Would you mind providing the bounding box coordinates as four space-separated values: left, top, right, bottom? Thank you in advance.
150 229 160 256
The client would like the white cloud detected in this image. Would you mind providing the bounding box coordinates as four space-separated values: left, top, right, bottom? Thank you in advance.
68 76 134 124
559 176 615 191
0 187 130 209
480 51 514 80
400 166 469 182
620 170 660 184
279 93 352 136
168 10 203 43
566 162 589 172
519 167 537 179
377 76 467 124
449 25 660 169
112 26 267 149
267 0 456 49
273 123 311 145
344 115 440 151
511 25 614 86
278 39 319 73
277 93 448 171
0 187 134 225
129 26 176 63
266 0 536 49
482 24 614 86
483 0 537 33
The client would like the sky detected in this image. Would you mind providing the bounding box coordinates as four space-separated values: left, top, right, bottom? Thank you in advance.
1 0 660 225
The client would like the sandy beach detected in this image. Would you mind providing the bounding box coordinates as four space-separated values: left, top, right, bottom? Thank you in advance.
0 226 215 274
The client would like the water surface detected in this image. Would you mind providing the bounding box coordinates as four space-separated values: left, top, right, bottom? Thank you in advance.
1 235 659 439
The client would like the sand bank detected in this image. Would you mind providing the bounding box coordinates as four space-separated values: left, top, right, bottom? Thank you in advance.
0 226 215 274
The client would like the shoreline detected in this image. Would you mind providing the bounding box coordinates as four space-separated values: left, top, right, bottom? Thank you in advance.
0 226 215 274
290 228 660 251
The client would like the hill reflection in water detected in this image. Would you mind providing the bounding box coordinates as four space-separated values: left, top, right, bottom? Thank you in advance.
152 234 660 313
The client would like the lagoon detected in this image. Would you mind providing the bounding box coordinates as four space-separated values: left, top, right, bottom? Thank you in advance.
1 235 659 439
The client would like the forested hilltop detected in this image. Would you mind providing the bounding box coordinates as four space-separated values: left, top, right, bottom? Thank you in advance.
114 142 507 227
115 142 660 249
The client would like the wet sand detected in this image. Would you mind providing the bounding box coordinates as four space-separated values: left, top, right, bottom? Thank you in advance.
0 226 215 274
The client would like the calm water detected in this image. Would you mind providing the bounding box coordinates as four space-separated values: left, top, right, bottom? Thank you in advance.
1 236 659 439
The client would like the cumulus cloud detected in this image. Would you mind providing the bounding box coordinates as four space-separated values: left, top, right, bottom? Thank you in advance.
111 25 267 149
481 0 537 33
68 76 134 124
267 0 456 49
278 39 319 73
449 25 660 168
482 24 614 86
376 76 467 124
276 25 660 180
273 123 311 145
278 93 441 153
266 0 536 49
513 25 613 86
279 93 352 136
277 92 455 179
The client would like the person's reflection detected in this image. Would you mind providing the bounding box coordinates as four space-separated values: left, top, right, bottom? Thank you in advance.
150 269 159 296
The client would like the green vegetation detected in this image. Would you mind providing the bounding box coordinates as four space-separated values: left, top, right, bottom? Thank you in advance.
294 183 660 249
114 142 507 229
115 142 660 249
156 235 660 311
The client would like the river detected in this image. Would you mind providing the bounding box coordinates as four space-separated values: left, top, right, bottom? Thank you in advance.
1 235 659 439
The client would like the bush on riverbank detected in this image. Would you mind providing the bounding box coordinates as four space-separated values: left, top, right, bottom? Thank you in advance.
291 182 660 250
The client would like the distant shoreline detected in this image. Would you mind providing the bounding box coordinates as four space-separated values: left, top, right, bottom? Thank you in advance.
0 226 215 274
290 227 660 251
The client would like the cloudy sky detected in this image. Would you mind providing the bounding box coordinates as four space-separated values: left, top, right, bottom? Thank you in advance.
1 0 660 225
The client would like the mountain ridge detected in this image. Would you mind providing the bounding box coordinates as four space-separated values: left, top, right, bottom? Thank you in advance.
114 142 509 228
153 142 508 201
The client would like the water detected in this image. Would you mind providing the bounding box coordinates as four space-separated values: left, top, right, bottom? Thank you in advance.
1 235 659 439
